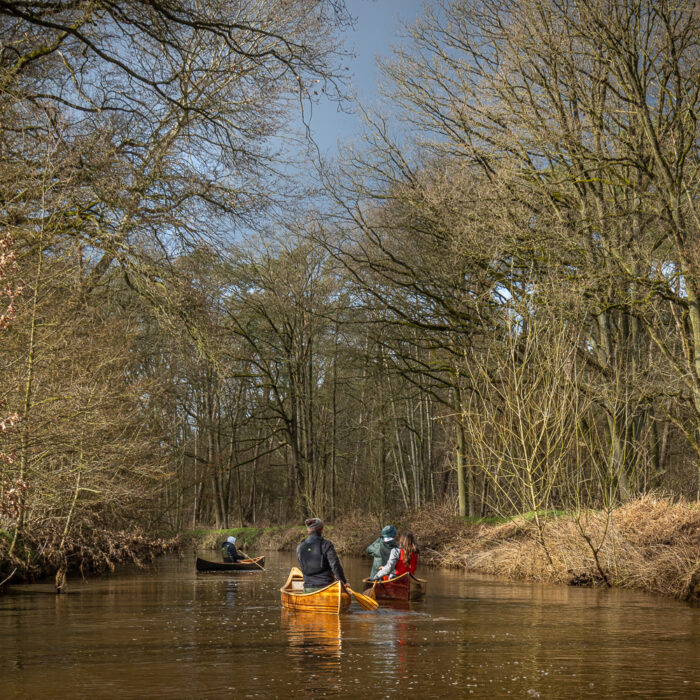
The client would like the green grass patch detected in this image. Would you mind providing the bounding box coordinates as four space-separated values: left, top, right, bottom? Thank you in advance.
183 524 306 551
519 508 567 521
460 509 568 526
461 514 511 525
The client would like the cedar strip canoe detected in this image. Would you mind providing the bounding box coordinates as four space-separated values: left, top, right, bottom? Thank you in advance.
195 556 265 572
362 571 426 601
280 567 351 614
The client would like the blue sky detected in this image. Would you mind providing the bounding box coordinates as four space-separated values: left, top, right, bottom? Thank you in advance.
306 0 426 156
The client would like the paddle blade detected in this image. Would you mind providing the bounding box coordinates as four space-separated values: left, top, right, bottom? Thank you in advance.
362 584 377 600
347 586 379 611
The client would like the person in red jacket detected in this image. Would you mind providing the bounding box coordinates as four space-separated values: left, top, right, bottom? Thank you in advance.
394 531 418 576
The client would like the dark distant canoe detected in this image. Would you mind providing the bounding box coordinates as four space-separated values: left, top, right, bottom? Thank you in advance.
362 572 426 601
196 556 265 572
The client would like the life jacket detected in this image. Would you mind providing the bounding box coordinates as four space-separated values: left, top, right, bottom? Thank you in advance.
379 538 398 565
368 537 399 579
395 550 417 576
298 535 325 576
221 541 239 562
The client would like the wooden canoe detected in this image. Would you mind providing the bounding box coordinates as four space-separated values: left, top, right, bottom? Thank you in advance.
195 556 265 572
280 567 351 614
362 571 426 601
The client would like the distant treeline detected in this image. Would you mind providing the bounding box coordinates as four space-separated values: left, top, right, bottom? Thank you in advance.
1 0 699 575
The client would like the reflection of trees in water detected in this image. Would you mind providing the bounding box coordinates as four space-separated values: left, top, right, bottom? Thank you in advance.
281 609 342 678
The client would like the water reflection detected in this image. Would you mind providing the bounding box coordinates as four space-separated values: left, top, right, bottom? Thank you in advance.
1 554 699 699
356 610 427 685
281 609 342 693
281 609 342 662
224 581 237 606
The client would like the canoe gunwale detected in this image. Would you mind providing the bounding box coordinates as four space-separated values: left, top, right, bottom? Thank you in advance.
280 567 351 613
361 571 426 585
280 581 343 597
362 571 426 600
195 556 265 572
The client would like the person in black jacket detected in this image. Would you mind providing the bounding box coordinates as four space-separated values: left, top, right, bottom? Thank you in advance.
296 517 347 592
221 536 245 563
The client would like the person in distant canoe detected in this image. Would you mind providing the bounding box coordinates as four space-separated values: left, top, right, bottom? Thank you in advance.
367 525 401 581
394 531 418 576
296 517 347 593
221 535 246 563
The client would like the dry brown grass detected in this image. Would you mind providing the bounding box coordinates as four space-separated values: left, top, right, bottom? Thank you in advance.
211 498 699 602
257 526 308 551
324 511 385 556
411 495 700 602
287 496 700 602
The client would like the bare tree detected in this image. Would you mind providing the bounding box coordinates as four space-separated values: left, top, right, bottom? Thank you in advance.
354 0 700 503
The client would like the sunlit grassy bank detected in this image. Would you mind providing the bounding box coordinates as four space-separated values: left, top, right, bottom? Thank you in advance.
433 496 700 603
183 525 306 554
425 497 699 603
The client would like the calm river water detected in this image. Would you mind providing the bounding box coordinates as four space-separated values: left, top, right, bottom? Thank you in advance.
1 552 699 699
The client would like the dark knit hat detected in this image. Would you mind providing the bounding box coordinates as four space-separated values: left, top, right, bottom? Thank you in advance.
381 525 397 538
304 517 323 531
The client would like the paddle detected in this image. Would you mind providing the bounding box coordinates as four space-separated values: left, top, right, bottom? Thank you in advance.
361 580 378 600
239 551 265 571
346 584 379 611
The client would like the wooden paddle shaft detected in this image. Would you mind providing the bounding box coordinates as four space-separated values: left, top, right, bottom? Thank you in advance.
240 552 265 570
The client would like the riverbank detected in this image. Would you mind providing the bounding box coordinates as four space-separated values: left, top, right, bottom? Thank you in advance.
4 495 697 602
0 527 179 591
189 495 700 604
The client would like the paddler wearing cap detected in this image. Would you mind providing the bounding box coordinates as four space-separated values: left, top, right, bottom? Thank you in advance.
367 525 401 581
296 517 347 593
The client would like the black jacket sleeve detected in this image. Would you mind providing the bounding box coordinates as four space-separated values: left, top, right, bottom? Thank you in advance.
322 539 347 584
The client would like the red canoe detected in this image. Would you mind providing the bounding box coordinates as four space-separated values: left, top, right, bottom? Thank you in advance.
362 571 426 601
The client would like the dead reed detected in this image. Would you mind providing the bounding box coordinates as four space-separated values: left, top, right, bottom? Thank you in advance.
409 496 700 602
214 498 699 603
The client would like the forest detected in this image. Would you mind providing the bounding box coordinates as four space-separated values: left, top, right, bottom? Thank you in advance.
1 0 699 580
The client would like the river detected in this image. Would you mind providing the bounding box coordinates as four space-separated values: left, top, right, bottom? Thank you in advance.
1 552 699 698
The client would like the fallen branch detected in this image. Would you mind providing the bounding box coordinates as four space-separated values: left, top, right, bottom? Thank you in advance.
0 568 17 588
